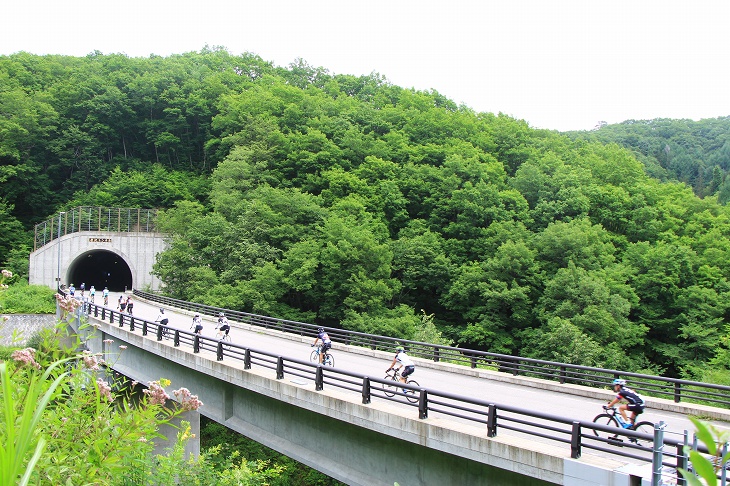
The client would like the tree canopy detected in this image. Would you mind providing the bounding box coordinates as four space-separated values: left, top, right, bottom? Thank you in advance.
3 48 730 382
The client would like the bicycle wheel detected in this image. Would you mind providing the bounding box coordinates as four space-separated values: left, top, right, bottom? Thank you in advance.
592 414 620 440
404 379 420 403
309 350 319 364
323 353 334 367
383 375 396 397
631 422 654 448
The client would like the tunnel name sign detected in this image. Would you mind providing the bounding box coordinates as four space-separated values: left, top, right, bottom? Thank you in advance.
89 238 112 243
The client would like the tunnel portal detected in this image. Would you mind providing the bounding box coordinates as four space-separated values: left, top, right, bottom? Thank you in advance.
68 250 133 292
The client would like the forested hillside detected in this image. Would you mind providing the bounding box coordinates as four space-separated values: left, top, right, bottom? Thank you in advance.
2 49 729 383
568 117 730 201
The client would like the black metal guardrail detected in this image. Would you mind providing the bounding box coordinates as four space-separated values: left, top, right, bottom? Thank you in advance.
81 299 702 479
133 290 730 409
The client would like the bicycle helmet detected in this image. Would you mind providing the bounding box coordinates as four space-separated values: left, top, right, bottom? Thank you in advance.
159 308 164 313
219 312 225 317
317 327 324 333
396 346 404 352
611 378 626 386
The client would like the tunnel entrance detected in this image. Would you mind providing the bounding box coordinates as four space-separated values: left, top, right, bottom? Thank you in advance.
68 250 133 292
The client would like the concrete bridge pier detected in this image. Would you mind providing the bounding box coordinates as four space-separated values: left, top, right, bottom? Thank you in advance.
154 407 200 460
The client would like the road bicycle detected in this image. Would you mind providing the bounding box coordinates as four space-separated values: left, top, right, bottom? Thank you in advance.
383 368 420 403
155 319 172 340
215 327 232 342
592 406 654 447
310 345 334 367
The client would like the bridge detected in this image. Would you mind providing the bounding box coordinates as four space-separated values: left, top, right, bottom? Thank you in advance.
66 291 730 486
29 207 166 291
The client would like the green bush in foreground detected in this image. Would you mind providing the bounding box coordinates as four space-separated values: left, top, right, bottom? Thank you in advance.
0 279 56 314
1 290 283 485
680 417 730 486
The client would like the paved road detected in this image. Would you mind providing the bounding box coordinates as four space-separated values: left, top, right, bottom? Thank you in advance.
94 292 729 461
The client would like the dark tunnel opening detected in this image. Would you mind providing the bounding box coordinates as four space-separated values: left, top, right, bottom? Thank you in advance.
68 250 133 292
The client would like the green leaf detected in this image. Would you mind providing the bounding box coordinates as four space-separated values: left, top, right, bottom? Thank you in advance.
677 469 706 486
689 417 717 456
687 450 717 486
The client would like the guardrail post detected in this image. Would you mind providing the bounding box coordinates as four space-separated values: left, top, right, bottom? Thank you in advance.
570 421 581 458
720 442 728 485
244 349 251 369
109 310 114 324
471 355 477 369
94 306 98 317
676 430 688 486
157 325 163 341
511 359 520 376
487 404 497 437
101 308 105 320
651 422 666 486
174 330 179 347
361 377 370 403
674 382 681 403
193 335 200 353
142 321 147 336
130 318 135 332
315 366 324 391
276 357 284 379
434 347 440 362
560 366 567 384
419 390 428 419
370 337 376 350
119 313 124 327
216 342 223 361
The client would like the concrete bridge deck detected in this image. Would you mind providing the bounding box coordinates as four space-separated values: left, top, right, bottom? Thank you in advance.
78 292 730 485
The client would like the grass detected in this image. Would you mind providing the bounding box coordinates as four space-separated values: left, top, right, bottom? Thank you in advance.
0 282 56 314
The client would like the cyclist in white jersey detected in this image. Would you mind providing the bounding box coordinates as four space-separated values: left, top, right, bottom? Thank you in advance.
386 346 415 384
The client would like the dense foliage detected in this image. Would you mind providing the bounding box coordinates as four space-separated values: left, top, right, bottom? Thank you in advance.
0 281 56 314
2 49 730 384
568 117 730 201
201 418 343 486
0 295 283 484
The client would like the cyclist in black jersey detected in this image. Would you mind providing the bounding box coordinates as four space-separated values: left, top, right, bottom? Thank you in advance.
607 378 646 428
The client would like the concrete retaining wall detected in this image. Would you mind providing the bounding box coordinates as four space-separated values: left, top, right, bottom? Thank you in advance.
0 314 56 346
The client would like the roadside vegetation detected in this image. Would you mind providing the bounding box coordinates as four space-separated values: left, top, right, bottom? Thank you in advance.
2 49 730 387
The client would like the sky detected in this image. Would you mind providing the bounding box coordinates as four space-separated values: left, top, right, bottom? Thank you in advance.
3 0 729 132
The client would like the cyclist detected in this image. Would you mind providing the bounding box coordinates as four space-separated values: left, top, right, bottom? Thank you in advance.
89 285 96 303
154 308 170 338
191 314 203 334
216 312 230 339
126 296 134 315
312 327 331 364
102 287 109 306
387 346 415 384
607 378 645 428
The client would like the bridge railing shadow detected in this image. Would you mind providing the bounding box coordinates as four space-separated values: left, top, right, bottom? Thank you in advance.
133 290 730 410
80 299 708 479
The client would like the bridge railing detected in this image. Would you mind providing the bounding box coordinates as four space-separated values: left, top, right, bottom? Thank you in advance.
133 290 730 409
81 299 718 483
34 207 158 251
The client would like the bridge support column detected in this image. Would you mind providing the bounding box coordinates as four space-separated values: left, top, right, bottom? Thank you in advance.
154 406 200 460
